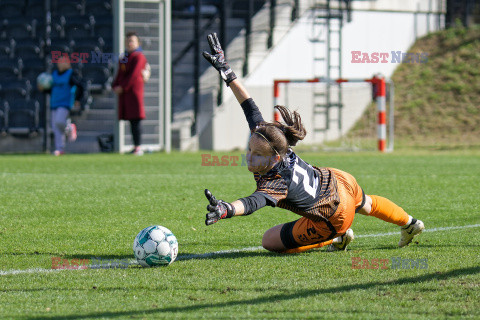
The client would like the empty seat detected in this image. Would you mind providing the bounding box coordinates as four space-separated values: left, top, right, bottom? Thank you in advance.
0 50 11 60
30 18 44 38
7 99 40 135
85 0 112 16
98 36 113 48
93 21 112 40
72 37 101 61
2 88 27 101
0 0 26 7
72 37 101 50
15 42 43 60
30 91 46 110
81 65 110 93
48 38 74 55
66 15 95 28
23 70 45 83
4 21 32 40
19 58 45 82
66 25 92 39
64 16 94 38
24 0 45 18
92 14 113 25
0 2 25 18
54 1 83 17
51 15 67 38
0 59 20 81
1 79 31 101
0 40 13 59
19 57 45 69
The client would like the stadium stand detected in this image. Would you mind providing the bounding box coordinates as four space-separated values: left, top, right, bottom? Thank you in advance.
0 0 113 150
0 0 266 152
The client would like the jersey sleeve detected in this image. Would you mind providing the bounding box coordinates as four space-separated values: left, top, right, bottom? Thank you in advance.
238 192 268 215
255 174 288 207
240 98 265 131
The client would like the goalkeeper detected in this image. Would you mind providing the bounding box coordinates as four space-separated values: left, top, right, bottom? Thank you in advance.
202 33 424 253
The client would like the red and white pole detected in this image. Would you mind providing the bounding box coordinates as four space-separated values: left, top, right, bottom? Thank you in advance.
273 80 289 122
375 76 387 152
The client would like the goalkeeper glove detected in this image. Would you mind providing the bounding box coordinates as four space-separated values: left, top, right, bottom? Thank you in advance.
204 189 235 226
202 33 237 86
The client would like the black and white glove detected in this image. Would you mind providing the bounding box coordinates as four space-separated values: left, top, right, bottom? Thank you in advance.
202 33 237 86
204 189 235 226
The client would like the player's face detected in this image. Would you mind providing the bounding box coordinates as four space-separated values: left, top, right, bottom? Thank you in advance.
126 35 140 53
246 135 279 174
57 58 71 72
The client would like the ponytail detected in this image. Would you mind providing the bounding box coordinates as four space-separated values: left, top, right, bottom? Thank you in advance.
274 105 307 146
254 105 307 158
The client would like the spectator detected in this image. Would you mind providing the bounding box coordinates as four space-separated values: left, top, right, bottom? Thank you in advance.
112 31 148 156
39 56 84 156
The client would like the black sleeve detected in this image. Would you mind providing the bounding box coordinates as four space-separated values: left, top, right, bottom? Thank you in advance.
240 98 265 131
238 191 271 215
69 69 84 101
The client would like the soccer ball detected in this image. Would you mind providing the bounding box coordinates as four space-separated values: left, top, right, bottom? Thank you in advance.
133 225 178 267
36 72 53 90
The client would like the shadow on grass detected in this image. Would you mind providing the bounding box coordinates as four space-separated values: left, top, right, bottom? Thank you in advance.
23 266 480 320
177 250 276 261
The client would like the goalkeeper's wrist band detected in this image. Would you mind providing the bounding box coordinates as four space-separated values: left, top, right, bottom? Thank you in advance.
224 202 236 218
221 68 237 86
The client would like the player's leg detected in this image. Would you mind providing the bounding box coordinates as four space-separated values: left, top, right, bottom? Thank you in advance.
262 218 340 254
357 194 424 247
330 167 425 247
65 118 77 142
129 119 143 155
51 108 68 155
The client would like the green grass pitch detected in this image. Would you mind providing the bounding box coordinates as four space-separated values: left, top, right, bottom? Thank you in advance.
0 151 479 319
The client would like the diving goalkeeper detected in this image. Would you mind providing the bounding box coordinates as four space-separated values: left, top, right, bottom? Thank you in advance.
202 33 424 253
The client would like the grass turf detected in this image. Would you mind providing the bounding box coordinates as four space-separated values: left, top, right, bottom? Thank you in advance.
0 151 479 319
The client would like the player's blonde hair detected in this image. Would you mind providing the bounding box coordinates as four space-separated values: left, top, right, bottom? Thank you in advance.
253 105 307 157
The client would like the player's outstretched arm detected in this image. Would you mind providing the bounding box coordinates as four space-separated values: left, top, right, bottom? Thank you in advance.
202 33 237 86
204 189 271 226
202 33 250 103
229 79 251 104
205 189 242 225
202 32 264 130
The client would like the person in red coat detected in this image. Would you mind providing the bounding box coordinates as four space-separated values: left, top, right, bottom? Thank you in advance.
112 31 147 155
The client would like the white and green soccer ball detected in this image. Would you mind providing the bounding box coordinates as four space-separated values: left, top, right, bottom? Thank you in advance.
36 72 53 90
133 226 178 267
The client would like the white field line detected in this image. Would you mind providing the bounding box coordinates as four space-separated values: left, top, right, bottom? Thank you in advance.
1 223 479 276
